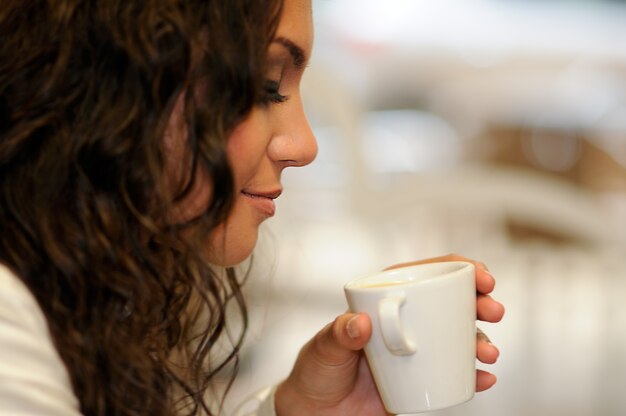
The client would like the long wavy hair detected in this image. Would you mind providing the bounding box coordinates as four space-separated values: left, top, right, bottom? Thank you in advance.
0 0 283 414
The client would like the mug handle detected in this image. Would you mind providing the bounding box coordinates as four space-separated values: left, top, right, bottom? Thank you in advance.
378 293 416 356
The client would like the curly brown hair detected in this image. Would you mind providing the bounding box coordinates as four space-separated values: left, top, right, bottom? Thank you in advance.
0 0 283 414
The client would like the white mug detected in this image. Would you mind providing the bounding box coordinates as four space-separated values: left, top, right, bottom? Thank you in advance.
344 261 476 414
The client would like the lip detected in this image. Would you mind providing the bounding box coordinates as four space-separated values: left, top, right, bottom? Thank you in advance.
241 188 282 217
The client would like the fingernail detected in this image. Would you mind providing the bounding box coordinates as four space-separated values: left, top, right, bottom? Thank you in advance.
347 316 361 339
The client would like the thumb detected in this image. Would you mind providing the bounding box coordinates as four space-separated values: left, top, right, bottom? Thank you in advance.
311 312 372 365
281 313 372 405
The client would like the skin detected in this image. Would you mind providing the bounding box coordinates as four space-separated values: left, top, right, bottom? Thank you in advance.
211 0 318 266
254 2 504 414
172 0 505 413
274 254 505 415
166 0 317 266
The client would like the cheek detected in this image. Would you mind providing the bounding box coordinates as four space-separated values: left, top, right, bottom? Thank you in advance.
204 109 271 265
227 137 252 189
204 200 260 266
226 110 271 187
166 165 213 224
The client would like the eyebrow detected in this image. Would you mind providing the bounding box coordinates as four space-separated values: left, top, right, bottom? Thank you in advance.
273 37 307 69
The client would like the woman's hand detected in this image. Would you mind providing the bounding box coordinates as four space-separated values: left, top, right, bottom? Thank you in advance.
274 254 505 416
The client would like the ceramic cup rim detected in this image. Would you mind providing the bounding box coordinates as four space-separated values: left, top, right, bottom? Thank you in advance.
344 261 474 291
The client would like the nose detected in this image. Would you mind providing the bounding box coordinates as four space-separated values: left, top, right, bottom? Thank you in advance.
267 102 318 168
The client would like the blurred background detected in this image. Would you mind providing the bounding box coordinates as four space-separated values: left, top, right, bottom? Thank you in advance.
228 1 626 415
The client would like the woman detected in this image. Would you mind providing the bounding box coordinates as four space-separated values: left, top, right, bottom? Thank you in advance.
0 0 504 415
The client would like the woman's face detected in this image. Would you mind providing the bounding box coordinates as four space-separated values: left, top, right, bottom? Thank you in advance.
171 0 316 266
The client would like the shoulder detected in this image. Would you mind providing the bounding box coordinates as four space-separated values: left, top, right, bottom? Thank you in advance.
0 264 82 415
0 264 46 331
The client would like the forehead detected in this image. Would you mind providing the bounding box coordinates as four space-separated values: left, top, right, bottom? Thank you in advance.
275 0 313 54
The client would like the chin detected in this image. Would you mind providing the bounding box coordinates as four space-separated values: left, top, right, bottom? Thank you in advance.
206 229 259 267
218 249 255 267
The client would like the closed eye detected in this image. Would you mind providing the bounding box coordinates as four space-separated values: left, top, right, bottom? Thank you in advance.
263 80 288 104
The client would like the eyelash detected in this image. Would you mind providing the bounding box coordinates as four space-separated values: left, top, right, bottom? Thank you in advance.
263 80 288 104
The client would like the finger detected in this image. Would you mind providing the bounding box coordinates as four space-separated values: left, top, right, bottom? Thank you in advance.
279 313 374 408
476 330 499 364
476 370 497 392
447 256 494 295
475 265 495 295
477 294 505 323
310 313 372 365
439 255 495 295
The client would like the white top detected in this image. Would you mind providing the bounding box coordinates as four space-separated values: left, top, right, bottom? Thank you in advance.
0 265 276 416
